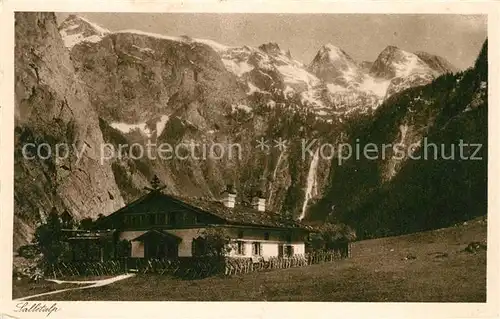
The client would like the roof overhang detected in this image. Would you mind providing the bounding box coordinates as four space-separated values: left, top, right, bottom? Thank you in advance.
131 229 183 242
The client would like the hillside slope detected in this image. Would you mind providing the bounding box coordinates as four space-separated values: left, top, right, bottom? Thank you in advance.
311 40 488 239
28 216 487 301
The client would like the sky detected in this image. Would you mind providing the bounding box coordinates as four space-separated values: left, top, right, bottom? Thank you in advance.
57 13 487 70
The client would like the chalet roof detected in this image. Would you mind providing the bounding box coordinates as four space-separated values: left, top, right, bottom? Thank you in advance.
104 190 310 231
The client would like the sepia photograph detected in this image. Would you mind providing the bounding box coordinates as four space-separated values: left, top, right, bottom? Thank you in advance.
2 2 496 314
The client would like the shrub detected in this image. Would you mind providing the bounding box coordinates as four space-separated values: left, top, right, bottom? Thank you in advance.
17 244 40 259
33 207 72 267
199 227 233 259
307 222 356 252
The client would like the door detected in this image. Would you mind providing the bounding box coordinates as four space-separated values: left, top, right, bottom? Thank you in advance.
144 239 179 259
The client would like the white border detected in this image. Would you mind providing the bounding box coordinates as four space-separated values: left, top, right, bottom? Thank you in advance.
1 1 499 318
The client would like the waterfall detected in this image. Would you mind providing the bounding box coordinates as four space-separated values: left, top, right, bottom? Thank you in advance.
268 151 284 205
272 151 284 181
299 148 320 220
399 123 408 142
386 123 410 180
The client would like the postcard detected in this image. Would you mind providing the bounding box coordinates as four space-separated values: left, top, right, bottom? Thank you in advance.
0 1 498 318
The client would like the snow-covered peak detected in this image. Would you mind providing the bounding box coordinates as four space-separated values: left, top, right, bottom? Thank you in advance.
59 15 452 121
308 43 362 86
370 45 435 79
258 42 282 55
59 15 232 53
59 15 110 48
317 43 354 63
220 44 319 88
414 51 457 74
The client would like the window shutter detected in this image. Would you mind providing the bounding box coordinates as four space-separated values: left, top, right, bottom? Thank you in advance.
242 242 246 255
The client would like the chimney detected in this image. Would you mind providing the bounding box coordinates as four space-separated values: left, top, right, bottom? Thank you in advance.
251 190 266 212
222 184 237 208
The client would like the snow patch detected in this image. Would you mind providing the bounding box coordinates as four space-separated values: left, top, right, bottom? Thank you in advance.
77 16 110 35
110 115 169 138
277 64 319 86
283 86 295 97
231 104 252 113
266 100 276 108
300 88 325 108
256 53 273 70
327 83 348 94
62 33 104 48
110 121 152 137
156 115 170 136
115 30 181 42
131 45 155 54
392 50 431 78
59 16 110 48
65 24 79 31
258 70 274 81
196 38 230 52
222 59 254 77
358 75 391 98
247 82 269 95
122 51 143 61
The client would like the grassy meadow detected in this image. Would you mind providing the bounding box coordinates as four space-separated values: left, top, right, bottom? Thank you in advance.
22 216 487 302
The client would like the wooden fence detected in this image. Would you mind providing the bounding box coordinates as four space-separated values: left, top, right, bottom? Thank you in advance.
47 247 351 279
46 260 126 278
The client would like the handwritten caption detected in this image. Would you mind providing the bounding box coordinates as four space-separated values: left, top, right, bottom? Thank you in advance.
14 302 61 317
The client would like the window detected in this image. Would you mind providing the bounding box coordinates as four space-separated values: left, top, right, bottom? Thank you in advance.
177 211 185 224
252 242 262 256
194 214 201 224
124 215 131 227
264 232 270 240
156 213 165 225
167 212 176 225
131 215 140 227
148 214 155 226
192 237 207 256
236 241 245 255
138 215 145 227
278 244 294 258
278 244 284 257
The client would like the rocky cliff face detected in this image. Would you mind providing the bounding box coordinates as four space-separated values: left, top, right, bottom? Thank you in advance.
14 13 124 248
13 13 480 248
60 16 342 223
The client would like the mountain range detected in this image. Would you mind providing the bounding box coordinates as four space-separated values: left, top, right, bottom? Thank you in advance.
13 13 485 248
59 14 456 122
